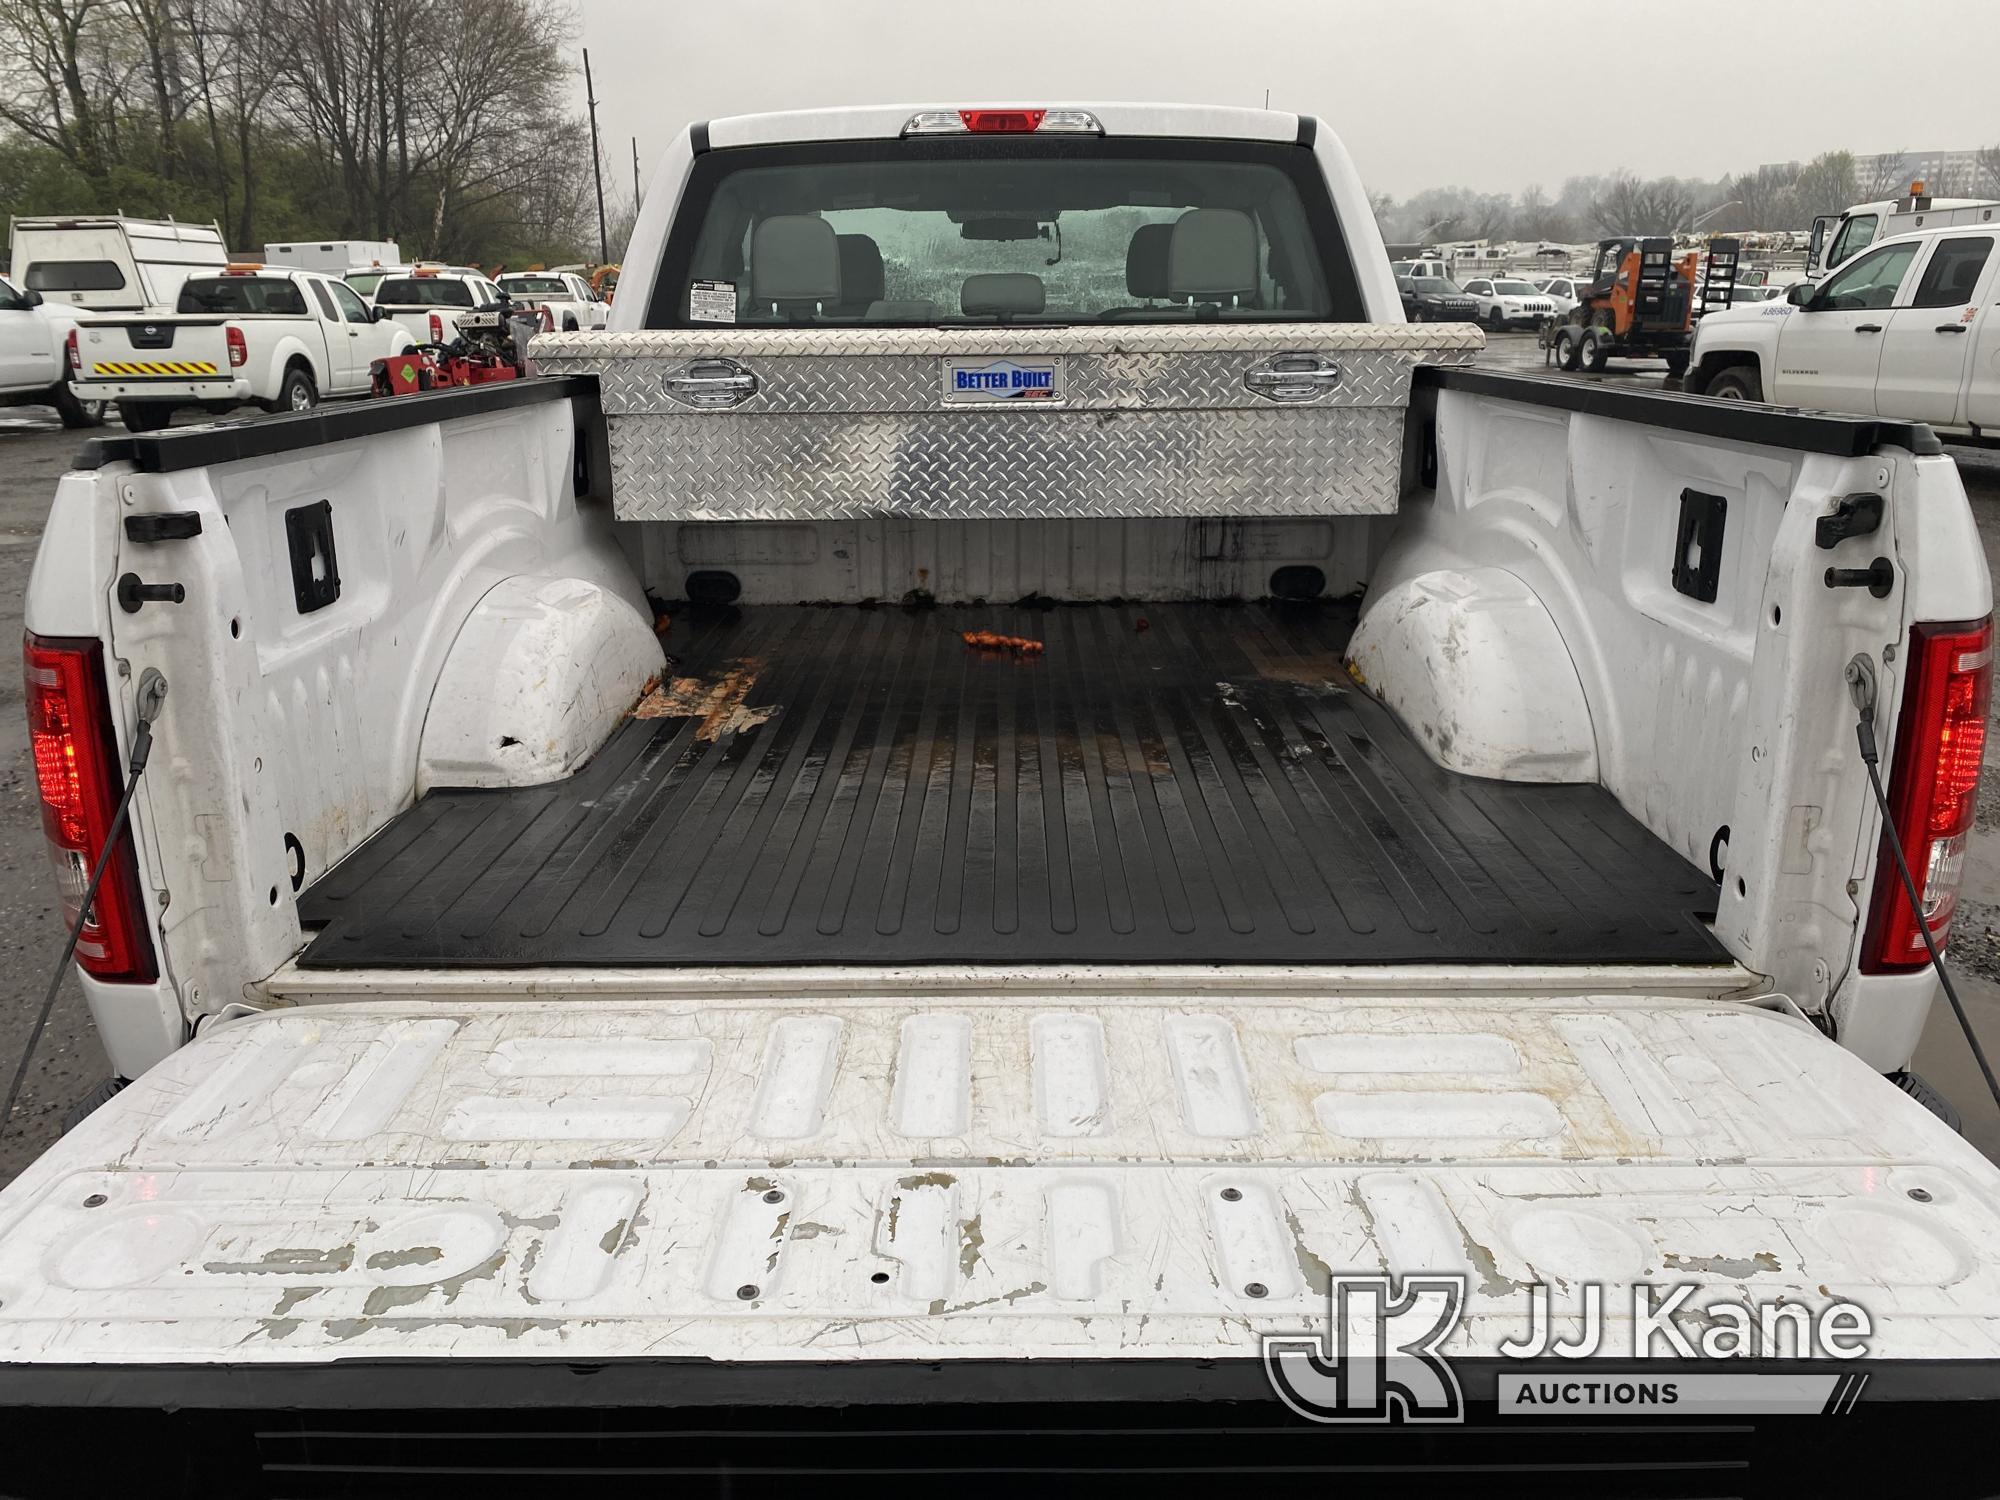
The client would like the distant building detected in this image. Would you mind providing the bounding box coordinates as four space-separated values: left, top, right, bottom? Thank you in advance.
1757 149 1993 199
1859 149 1986 196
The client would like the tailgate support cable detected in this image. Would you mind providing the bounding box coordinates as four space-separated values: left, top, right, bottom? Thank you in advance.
0 669 167 1139
1852 658 2000 1113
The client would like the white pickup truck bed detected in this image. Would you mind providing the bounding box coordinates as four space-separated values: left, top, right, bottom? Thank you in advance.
297 599 1726 970
12 102 2000 1492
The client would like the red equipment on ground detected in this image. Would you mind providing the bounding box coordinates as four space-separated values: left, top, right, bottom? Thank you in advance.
369 302 547 397
370 348 520 396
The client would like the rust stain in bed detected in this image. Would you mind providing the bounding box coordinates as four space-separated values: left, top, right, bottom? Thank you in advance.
1231 632 1348 688
632 658 775 740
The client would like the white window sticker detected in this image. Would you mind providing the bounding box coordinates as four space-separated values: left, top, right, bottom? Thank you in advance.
690 280 737 324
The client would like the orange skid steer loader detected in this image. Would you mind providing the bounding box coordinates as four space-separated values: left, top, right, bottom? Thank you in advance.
1547 235 1736 378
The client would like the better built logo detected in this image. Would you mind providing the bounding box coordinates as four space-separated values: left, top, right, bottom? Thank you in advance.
952 359 1057 398
1262 1274 1465 1424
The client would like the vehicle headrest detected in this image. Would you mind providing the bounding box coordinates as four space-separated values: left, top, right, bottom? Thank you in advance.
836 235 886 305
751 215 840 304
1168 208 1258 300
865 299 938 322
1126 222 1173 299
961 272 1045 317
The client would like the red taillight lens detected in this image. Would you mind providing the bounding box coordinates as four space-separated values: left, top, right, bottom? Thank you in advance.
1862 617 1993 971
429 313 444 343
225 325 247 368
65 328 79 373
23 635 155 982
958 108 1046 133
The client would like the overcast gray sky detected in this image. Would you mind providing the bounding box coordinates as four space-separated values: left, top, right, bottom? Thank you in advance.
576 0 2000 203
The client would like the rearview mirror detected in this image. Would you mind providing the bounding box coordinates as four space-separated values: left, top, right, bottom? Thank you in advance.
21 287 42 308
371 305 388 321
1786 282 1816 308
960 218 1043 242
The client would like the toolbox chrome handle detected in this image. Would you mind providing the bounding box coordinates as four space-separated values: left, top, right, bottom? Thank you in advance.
1244 354 1342 402
664 359 759 408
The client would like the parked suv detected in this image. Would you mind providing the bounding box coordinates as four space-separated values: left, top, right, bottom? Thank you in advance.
1400 273 1478 322
1460 275 1558 330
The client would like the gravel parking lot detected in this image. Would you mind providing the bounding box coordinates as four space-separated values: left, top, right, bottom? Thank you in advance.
2 339 1998 1179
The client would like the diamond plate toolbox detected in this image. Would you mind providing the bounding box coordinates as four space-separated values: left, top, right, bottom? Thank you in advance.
534 323 1481 522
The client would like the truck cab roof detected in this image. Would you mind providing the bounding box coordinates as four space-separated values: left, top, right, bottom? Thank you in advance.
701 101 1306 148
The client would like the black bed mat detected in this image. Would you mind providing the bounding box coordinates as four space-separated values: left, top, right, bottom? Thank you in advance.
298 603 1728 969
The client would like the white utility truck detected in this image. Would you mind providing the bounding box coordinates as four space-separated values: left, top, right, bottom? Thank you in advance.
1687 224 2000 437
496 269 612 329
65 263 417 431
0 274 106 427
6 214 226 313
6 103 2000 1488
263 238 402 274
1807 184 2000 282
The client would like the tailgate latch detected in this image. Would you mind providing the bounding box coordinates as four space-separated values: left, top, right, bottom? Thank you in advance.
663 358 759 408
1244 354 1342 402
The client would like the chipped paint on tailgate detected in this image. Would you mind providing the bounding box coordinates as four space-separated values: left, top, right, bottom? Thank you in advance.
0 994 1995 1365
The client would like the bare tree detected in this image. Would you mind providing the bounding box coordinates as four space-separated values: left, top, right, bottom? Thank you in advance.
1859 149 1910 200
1793 150 1860 224
1512 183 1573 243
1975 145 2000 199
0 0 116 179
1727 163 1800 233
1589 174 1695 236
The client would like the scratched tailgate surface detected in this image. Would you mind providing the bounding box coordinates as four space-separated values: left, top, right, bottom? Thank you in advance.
298 603 1728 969
0 994 1996 1364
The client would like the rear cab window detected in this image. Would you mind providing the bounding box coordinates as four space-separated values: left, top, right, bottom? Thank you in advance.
375 277 474 307
176 276 309 315
648 136 1364 327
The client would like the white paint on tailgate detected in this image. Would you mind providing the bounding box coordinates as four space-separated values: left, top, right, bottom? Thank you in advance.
0 993 1994 1364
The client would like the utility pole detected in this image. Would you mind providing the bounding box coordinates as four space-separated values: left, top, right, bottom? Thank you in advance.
632 137 642 208
582 47 610 265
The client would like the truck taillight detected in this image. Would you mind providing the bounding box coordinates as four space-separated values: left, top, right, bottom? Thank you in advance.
64 328 79 374
429 313 444 342
23 635 155 982
1862 618 1993 971
225 326 247 368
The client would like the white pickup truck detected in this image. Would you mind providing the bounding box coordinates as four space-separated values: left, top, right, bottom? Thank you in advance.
67 264 417 432
496 270 612 330
8 103 2000 1487
0 274 105 428
371 266 510 344
1688 224 2000 437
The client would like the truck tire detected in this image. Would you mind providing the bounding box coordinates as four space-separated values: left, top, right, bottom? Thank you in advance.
1579 328 1609 372
269 364 318 414
119 403 174 433
562 315 579 332
1706 365 1763 402
61 1076 126 1134
50 384 106 429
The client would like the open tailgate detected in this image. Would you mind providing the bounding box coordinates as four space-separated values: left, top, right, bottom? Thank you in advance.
1 991 1996 1369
